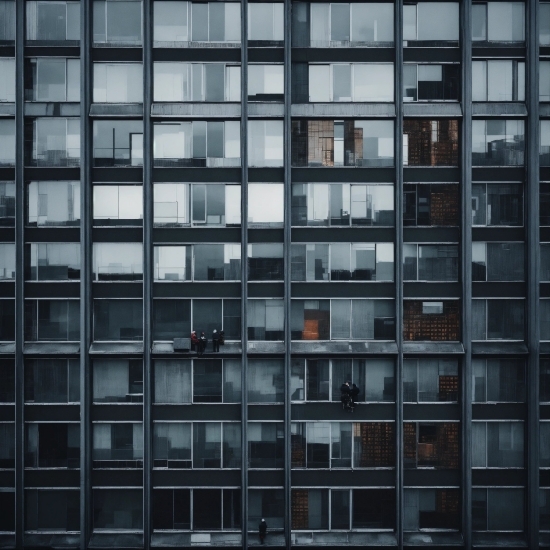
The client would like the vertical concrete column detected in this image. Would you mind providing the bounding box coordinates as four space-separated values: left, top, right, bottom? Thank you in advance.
526 0 541 544
14 0 25 546
283 0 292 547
460 0 473 546
79 0 93 547
241 0 249 545
143 0 153 548
394 0 404 545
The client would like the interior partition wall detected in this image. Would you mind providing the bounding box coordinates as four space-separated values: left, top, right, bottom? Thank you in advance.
0 0 545 549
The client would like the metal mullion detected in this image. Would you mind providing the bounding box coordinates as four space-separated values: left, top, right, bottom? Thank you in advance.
526 0 540 544
79 0 92 545
461 0 473 543
283 0 292 546
240 0 249 545
14 0 24 544
395 0 404 543
143 0 153 546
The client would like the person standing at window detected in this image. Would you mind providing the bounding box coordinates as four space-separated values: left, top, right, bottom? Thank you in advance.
259 518 267 544
212 329 220 352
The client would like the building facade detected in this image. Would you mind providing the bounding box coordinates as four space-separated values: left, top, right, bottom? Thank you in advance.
0 0 547 548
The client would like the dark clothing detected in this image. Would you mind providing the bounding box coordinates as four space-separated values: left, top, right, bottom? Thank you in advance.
219 331 225 345
212 331 220 352
191 333 199 352
340 383 350 401
350 384 360 404
259 520 267 544
340 383 353 410
198 335 207 355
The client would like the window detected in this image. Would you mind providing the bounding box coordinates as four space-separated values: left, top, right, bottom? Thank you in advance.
154 183 240 227
291 489 329 529
93 185 142 226
93 299 143 341
404 422 460 469
403 119 459 166
542 423 550 467
292 183 394 227
248 300 284 341
291 244 329 281
352 489 395 529
404 489 460 531
307 3 394 46
472 299 524 340
403 359 459 402
93 489 143 530
0 1 15 42
26 1 79 41
404 184 459 226
26 243 79 281
292 119 394 167
27 118 80 167
472 119 525 166
472 60 525 102
0 119 15 166
403 244 458 281
26 58 80 102
472 242 524 281
541 359 550 402
331 243 394 281
248 121 284 167
473 488 524 531
472 422 524 467
93 0 142 45
0 423 15 468
153 423 191 468
24 300 79 341
154 121 240 167
27 181 79 226
25 423 80 468
403 300 460 341
153 63 240 102
93 243 142 281
93 359 142 403
542 299 550 340
543 3 550 45
473 359 525 402
248 244 284 281
309 64 394 102
154 360 191 403
542 62 550 101
290 300 329 340
0 59 15 102
248 359 284 402
93 423 143 467
248 489 284 531
472 183 523 226
25 490 79 532
154 246 191 281
0 360 14 402
94 63 143 103
93 120 143 167
472 2 524 42
248 422 284 468
248 3 283 43
246 183 283 227
0 181 15 225
25 359 79 403
404 64 460 101
403 2 459 44
291 358 395 402
249 65 284 101
152 489 191 530
542 121 550 166
0 243 14 280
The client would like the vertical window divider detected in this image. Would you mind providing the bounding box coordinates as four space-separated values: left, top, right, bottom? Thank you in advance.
15 0 24 545
284 0 292 546
143 0 153 547
461 0 473 545
395 0 404 545
241 0 249 546
79 0 92 547
527 0 540 543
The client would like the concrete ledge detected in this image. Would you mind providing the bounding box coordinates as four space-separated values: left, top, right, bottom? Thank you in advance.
471 341 528 355
151 103 240 118
23 342 79 355
89 342 144 354
404 103 462 117
89 104 144 117
88 533 144 548
0 104 15 116
23 533 80 548
472 102 528 117
403 342 464 354
0 342 15 354
291 341 398 354
25 102 80 117
291 103 395 118
152 341 242 355
403 532 463 546
472 532 527 548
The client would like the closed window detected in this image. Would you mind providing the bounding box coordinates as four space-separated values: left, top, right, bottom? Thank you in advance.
472 299 524 340
26 1 79 41
472 119 525 166
248 300 284 341
94 63 143 103
404 2 459 44
404 422 460 469
472 359 525 402
93 242 142 281
248 120 284 167
404 489 460 531
0 243 14 280
472 60 525 102
249 65 283 101
25 423 80 468
25 359 79 403
27 243 80 281
403 244 458 281
248 359 284 402
472 2 524 42
249 422 284 468
404 64 460 101
248 3 283 42
472 242 524 281
93 423 143 467
93 120 143 167
93 0 142 45
25 300 79 341
248 243 284 281
472 183 523 226
0 59 15 102
93 359 143 403
403 119 459 166
472 422 524 467
472 488 524 531
93 185 142 226
0 119 15 166
27 118 80 167
25 490 79 532
403 359 459 402
93 489 143 530
27 181 79 226
26 58 80 102
93 299 143 341
404 184 460 226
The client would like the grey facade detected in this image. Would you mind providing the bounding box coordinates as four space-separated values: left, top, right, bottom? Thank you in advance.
0 0 548 548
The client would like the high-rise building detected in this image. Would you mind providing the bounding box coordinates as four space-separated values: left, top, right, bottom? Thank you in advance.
0 0 547 548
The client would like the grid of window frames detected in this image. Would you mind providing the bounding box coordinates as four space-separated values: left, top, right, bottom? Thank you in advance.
0 0 543 548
